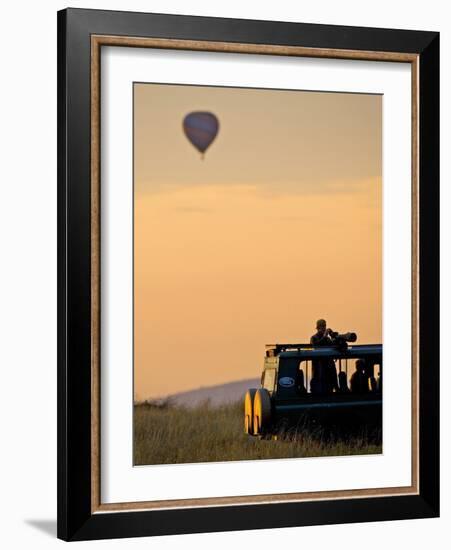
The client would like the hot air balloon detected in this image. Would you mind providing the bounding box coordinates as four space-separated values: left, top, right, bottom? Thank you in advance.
183 111 219 158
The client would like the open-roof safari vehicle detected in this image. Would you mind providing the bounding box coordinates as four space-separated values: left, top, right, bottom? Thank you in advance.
244 336 382 438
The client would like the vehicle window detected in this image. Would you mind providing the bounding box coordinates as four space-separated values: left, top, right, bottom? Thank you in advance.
338 358 354 378
299 360 310 391
263 368 276 392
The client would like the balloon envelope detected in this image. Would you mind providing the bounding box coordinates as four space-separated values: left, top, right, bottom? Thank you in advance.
183 112 219 155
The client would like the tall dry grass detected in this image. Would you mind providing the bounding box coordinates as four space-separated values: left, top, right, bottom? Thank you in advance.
134 400 381 465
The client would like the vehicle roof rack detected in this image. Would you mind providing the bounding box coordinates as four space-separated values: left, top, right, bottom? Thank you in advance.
265 342 381 357
265 343 314 356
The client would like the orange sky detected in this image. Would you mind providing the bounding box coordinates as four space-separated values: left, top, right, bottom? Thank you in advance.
134 83 382 400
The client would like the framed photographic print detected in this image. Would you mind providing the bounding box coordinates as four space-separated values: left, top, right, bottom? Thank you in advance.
57 8 439 541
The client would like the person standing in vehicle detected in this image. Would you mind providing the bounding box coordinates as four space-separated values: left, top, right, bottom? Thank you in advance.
310 319 338 393
310 319 333 347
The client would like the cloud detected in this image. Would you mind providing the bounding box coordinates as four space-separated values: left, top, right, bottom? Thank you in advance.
136 176 380 199
173 206 213 214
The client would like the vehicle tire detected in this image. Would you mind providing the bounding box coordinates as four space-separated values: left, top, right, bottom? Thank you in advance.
253 388 272 436
244 388 257 435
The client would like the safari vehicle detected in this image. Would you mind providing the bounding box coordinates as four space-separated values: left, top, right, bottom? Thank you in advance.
244 340 382 437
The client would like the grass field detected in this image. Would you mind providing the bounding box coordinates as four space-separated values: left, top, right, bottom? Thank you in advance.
134 400 382 465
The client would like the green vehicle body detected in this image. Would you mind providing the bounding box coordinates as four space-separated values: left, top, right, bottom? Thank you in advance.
247 343 382 436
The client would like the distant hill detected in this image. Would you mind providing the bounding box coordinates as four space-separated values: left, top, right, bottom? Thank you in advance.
156 378 260 408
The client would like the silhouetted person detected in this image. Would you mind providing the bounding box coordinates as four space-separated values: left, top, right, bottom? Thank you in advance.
377 370 382 393
338 370 350 392
363 361 378 392
310 319 333 347
310 319 338 393
350 359 369 393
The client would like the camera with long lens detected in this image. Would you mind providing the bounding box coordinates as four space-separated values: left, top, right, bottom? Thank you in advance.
329 330 357 348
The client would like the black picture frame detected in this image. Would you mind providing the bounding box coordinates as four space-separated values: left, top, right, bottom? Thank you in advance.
57 7 439 541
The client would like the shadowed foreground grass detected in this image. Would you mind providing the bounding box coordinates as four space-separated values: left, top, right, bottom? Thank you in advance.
134 400 382 465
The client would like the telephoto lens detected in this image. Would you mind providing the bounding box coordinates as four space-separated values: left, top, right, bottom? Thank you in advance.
339 332 357 342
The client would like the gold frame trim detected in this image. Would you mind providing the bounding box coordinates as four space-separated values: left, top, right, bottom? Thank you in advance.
90 35 420 514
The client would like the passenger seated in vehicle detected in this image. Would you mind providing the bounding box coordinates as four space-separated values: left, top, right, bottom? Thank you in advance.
338 371 350 392
350 359 369 393
363 361 378 392
377 370 382 392
369 376 378 392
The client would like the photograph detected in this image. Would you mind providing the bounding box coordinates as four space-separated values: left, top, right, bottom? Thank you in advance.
55 6 440 541
133 82 383 466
